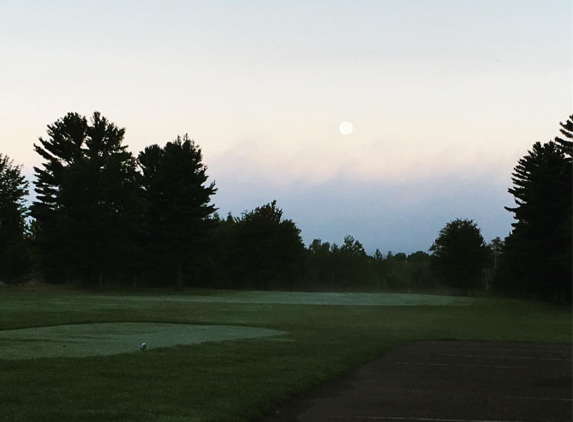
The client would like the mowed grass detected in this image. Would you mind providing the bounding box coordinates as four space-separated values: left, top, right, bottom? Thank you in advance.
0 288 571 422
0 322 282 360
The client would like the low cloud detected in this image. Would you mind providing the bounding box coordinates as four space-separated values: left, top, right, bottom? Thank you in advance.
208 145 515 253
207 138 515 186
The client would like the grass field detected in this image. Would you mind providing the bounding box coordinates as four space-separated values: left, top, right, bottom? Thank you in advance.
0 287 571 422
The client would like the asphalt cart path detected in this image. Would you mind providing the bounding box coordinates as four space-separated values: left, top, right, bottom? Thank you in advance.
267 341 572 422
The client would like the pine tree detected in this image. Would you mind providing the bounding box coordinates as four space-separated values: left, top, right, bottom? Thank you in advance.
0 154 31 283
32 113 86 282
503 138 571 302
138 135 217 288
31 112 140 285
555 114 572 158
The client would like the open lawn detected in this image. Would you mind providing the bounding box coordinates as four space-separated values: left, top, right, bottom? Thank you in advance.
0 288 571 422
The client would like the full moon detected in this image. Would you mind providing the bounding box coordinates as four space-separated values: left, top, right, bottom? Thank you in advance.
339 121 353 135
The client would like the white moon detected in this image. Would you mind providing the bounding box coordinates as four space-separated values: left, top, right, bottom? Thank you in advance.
339 121 353 135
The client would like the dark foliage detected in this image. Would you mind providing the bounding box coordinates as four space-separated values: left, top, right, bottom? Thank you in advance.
211 201 305 290
500 132 572 302
26 109 569 299
138 135 217 288
429 219 489 293
555 114 573 158
0 154 31 283
31 112 141 285
303 239 438 292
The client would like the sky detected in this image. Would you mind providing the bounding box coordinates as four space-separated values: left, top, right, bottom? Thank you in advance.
0 0 571 254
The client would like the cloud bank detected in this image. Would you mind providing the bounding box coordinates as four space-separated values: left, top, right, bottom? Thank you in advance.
207 143 516 254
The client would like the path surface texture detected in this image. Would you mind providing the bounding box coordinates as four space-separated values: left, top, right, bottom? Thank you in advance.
268 341 572 422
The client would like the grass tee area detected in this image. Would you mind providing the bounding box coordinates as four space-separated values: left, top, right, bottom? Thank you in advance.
0 288 571 422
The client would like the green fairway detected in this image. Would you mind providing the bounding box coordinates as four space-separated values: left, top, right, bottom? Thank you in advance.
0 288 570 422
103 290 478 306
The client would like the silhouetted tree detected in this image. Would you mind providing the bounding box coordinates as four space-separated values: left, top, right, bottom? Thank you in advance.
555 114 572 157
206 212 236 288
305 239 335 290
502 137 572 302
304 241 439 293
368 249 388 290
407 251 436 290
0 154 31 283
337 235 374 290
218 201 305 290
31 112 140 285
429 219 489 293
138 135 216 288
383 251 414 291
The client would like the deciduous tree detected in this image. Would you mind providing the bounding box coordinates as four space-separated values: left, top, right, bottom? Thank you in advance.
429 218 489 293
218 200 305 290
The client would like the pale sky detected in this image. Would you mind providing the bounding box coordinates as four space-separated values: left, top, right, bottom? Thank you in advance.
1 0 571 253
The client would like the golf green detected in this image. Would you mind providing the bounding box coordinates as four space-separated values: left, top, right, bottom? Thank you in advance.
0 322 283 360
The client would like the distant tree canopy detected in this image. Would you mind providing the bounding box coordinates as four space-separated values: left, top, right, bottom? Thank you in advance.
0 154 30 283
500 116 572 302
303 239 437 292
429 218 489 293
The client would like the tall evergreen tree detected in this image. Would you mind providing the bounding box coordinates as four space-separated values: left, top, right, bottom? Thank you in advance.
32 113 86 282
503 137 571 302
555 114 572 158
138 135 216 288
31 112 140 285
0 154 31 283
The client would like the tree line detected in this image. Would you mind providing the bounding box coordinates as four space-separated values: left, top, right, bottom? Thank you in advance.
0 112 571 302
